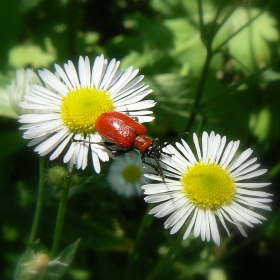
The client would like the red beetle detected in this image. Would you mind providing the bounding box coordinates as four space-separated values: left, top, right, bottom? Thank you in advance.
95 111 174 178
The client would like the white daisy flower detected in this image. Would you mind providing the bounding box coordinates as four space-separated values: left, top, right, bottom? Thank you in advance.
19 55 155 173
142 131 272 246
7 68 42 115
108 152 151 198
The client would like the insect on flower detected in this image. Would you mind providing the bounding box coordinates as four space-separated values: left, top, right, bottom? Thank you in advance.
94 111 187 180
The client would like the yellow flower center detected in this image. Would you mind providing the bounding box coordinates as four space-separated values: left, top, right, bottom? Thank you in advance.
181 162 236 211
123 165 142 183
60 87 114 134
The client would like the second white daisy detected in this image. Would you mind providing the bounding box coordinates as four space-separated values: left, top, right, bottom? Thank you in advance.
108 152 151 198
7 68 42 115
142 131 272 246
19 55 155 172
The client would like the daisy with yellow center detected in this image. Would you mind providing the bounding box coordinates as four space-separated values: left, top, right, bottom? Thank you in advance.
108 152 152 198
142 131 272 245
19 55 155 172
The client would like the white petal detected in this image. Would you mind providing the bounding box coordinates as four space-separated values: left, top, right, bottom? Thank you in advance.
91 54 107 88
169 205 194 235
34 129 69 156
231 157 258 177
235 169 268 181
50 133 73 160
219 140 234 167
221 140 240 168
78 56 91 87
39 69 68 95
216 211 230 236
192 133 201 160
215 136 227 163
202 131 209 163
208 212 220 245
64 60 80 89
100 58 120 90
166 203 194 230
235 182 271 188
228 148 254 172
183 208 198 240
236 188 272 197
91 149 101 173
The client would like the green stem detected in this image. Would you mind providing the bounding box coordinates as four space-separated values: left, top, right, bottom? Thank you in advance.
28 157 46 244
125 204 153 280
147 229 185 280
67 0 79 60
186 0 217 132
186 48 212 132
51 187 69 258
197 0 204 31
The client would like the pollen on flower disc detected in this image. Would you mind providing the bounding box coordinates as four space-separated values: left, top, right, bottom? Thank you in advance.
61 88 114 134
181 162 236 210
123 165 142 183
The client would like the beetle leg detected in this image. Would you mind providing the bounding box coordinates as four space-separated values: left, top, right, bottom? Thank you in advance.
141 154 166 183
72 137 134 157
123 109 139 122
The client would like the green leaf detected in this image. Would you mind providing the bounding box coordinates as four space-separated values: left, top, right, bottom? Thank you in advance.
145 73 193 133
120 50 166 71
151 0 202 18
261 70 280 82
163 18 206 73
214 7 278 72
46 239 81 279
197 73 256 141
249 106 271 142
61 210 133 252
9 44 56 68
248 87 280 148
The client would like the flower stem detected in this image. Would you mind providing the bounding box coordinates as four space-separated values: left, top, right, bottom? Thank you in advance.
28 157 46 244
186 0 214 132
67 0 79 60
124 204 153 280
186 0 227 132
147 228 185 280
51 187 69 258
186 48 213 132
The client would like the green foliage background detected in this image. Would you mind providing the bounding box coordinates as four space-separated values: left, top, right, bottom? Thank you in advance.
0 0 280 279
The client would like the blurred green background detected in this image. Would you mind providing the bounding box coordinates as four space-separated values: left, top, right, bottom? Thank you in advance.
0 0 280 279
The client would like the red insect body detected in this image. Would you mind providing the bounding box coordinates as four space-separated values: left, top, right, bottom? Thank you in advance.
134 135 153 153
94 111 183 181
95 111 149 150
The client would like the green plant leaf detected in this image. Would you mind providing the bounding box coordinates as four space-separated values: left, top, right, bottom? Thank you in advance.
9 44 56 68
145 73 193 133
163 18 207 73
46 239 80 279
214 7 278 72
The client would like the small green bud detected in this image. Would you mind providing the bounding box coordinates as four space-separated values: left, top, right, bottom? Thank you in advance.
47 166 68 188
70 174 80 186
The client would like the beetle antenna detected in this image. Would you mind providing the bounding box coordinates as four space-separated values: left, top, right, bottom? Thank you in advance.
161 132 189 149
141 154 166 183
